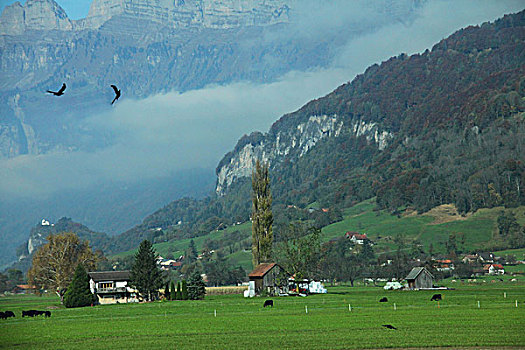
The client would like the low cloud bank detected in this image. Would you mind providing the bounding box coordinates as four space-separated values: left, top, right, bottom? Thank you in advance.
1 0 522 198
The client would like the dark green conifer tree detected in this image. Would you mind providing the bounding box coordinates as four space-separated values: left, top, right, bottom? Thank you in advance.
164 281 170 300
176 282 182 300
187 271 206 300
170 281 176 301
181 280 188 300
63 264 95 308
186 239 198 263
130 240 163 301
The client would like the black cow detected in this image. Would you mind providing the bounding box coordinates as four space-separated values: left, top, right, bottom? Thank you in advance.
4 311 15 318
379 297 388 302
0 312 5 319
44 311 51 317
22 310 39 317
263 300 274 308
430 294 442 301
382 324 397 330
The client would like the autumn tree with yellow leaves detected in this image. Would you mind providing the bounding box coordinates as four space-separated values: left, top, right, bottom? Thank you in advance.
27 232 98 301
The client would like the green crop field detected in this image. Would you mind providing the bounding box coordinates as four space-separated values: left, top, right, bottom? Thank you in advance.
1 284 524 349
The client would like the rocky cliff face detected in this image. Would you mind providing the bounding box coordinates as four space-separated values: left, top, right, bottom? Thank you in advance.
85 0 292 29
0 0 292 34
215 114 393 195
0 0 73 35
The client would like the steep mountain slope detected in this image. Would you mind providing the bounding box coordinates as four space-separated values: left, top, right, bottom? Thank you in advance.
217 10 525 211
113 10 524 253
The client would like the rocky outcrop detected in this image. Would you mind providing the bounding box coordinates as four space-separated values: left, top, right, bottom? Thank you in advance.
0 0 73 35
17 217 110 261
0 0 293 34
215 114 393 195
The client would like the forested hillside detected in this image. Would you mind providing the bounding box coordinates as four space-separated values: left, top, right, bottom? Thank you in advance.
65 10 525 255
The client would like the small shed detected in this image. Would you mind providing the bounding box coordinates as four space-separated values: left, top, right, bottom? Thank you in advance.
248 263 286 296
405 267 434 289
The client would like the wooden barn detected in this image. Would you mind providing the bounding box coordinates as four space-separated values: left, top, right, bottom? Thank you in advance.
405 267 434 289
248 263 287 296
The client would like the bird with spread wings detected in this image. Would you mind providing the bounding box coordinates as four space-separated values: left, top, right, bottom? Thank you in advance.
46 83 66 96
111 85 121 105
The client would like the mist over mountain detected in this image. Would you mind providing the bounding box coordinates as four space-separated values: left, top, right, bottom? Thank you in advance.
1 0 522 266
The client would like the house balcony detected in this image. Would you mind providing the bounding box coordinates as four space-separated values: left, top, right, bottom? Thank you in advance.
96 287 127 293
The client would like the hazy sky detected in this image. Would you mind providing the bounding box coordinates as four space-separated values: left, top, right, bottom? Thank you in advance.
0 0 523 198
0 0 91 19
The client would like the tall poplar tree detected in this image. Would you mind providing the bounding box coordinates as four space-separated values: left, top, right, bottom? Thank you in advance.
251 160 273 267
130 240 163 301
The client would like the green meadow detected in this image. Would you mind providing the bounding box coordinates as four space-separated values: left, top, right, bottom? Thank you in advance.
1 284 524 349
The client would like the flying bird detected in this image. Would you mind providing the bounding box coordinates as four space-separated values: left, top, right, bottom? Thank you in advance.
382 324 397 330
46 83 66 96
110 85 121 105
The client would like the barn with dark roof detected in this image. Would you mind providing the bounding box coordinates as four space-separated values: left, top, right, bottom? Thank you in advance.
405 267 434 289
248 263 287 296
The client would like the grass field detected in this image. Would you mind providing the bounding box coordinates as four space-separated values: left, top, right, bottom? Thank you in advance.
1 284 524 349
320 200 518 252
494 248 525 260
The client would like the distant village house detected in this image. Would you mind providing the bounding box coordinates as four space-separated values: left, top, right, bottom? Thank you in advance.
11 284 37 294
484 264 505 275
434 259 454 272
345 231 369 245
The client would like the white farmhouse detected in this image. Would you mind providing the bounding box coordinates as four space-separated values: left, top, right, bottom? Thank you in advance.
88 271 139 305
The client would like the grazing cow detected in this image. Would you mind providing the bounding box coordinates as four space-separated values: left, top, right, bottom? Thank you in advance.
382 324 397 330
263 300 274 308
4 311 15 318
379 297 388 302
0 312 5 319
44 311 51 317
22 310 40 317
430 294 442 301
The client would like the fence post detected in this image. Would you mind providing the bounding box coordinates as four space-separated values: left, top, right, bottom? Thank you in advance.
214 309 217 317
477 301 480 308
504 292 506 298
305 305 308 314
394 303 397 311
349 304 352 312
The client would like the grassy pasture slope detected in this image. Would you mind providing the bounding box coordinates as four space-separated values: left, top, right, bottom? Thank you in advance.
321 201 524 253
1 285 524 349
109 201 524 272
